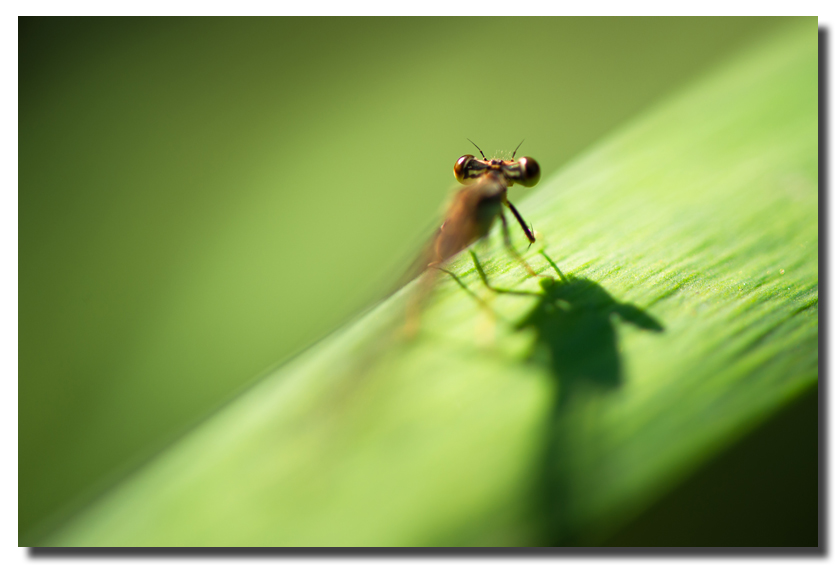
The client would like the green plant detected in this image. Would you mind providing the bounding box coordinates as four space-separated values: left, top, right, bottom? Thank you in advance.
41 21 817 547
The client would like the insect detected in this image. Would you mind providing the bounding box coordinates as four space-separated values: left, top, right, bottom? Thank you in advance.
425 139 541 277
401 141 542 333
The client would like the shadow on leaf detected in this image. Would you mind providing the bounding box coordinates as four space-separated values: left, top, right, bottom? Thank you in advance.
516 275 664 409
497 255 664 544
432 250 666 543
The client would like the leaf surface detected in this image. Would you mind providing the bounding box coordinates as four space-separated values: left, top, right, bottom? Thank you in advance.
44 21 818 547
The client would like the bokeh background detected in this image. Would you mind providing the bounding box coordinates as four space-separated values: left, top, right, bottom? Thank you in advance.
19 17 808 544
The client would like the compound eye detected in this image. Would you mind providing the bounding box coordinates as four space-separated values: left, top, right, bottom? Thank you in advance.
454 155 475 184
517 157 541 187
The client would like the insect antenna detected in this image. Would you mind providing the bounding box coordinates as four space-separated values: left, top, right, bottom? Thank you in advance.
467 138 488 160
512 139 525 159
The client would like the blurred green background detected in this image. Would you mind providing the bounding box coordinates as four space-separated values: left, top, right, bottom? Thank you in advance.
19 17 796 543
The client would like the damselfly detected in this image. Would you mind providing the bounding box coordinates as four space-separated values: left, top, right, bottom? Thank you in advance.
401 140 543 333
425 139 541 276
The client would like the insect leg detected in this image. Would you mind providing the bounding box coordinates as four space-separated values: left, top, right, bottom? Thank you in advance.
469 250 541 295
540 250 568 281
468 249 493 289
504 199 536 245
498 210 538 277
427 262 495 314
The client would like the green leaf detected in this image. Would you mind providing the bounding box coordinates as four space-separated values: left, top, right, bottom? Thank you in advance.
43 21 817 547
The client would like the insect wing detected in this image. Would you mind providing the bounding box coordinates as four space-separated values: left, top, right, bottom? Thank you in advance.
432 175 506 265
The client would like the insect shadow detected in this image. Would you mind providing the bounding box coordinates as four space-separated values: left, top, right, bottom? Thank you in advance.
515 268 664 409
466 251 664 402
463 252 665 543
